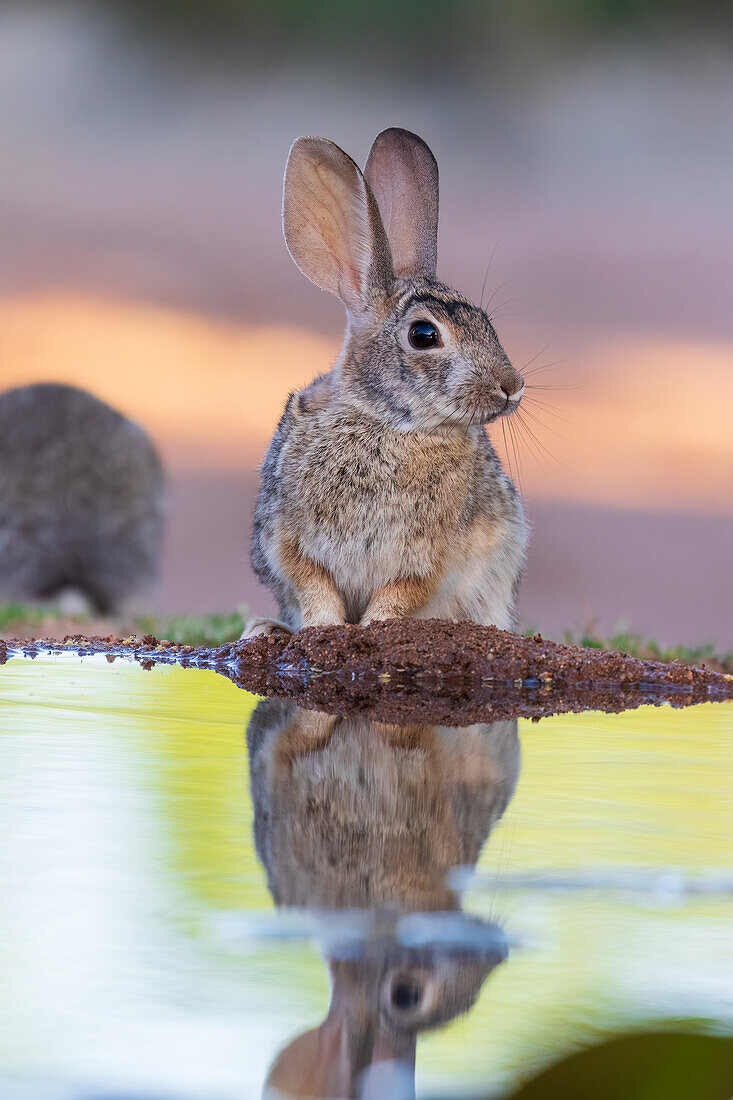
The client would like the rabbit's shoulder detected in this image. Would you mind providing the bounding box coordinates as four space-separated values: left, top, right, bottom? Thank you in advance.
259 371 336 480
295 371 337 415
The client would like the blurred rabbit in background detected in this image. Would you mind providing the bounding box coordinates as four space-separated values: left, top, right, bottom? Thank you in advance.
247 700 520 1098
0 383 164 616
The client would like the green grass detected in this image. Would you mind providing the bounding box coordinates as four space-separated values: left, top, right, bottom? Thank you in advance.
133 611 247 647
0 603 47 633
565 630 733 676
0 603 246 647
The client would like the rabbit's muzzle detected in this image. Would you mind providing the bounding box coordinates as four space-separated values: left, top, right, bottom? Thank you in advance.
449 354 524 425
458 379 524 424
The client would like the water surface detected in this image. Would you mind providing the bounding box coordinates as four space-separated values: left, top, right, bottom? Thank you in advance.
1 654 731 1098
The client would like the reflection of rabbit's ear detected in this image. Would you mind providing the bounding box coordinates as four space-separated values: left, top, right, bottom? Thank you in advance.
263 1020 365 1099
364 128 439 278
264 1022 416 1100
283 136 394 314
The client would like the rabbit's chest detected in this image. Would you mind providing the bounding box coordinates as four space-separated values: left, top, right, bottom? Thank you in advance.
282 420 471 581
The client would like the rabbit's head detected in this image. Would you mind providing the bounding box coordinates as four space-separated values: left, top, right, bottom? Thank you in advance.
283 127 524 432
370 930 507 1034
263 931 506 1098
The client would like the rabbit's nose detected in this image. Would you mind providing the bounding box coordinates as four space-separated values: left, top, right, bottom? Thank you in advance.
499 369 524 403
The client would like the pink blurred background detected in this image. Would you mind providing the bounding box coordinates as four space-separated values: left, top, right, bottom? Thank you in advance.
2 2 731 645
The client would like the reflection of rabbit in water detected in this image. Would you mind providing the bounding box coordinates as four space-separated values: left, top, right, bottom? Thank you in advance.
247 700 520 1098
0 383 164 614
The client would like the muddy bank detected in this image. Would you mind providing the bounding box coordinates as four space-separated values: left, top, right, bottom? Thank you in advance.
216 619 733 722
2 619 731 725
226 619 728 687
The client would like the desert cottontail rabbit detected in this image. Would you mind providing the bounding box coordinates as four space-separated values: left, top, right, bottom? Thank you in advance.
249 127 528 637
249 700 519 1097
0 383 164 614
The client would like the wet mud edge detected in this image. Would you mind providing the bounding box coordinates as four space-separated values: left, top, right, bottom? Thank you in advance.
2 619 731 725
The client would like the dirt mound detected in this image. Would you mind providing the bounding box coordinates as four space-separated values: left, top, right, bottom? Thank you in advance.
2 619 730 726
223 619 723 687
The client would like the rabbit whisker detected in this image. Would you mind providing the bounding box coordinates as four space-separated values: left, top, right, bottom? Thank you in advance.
514 419 551 474
483 270 534 314
515 410 564 471
521 396 575 427
520 337 557 372
487 296 524 321
522 355 577 379
505 415 525 499
501 418 517 495
519 403 571 443
479 237 500 310
522 394 567 411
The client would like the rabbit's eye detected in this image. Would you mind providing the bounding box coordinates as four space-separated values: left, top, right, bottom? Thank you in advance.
408 320 440 350
391 980 422 1011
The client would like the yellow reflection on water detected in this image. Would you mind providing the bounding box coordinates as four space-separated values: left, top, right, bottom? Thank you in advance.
0 654 731 1096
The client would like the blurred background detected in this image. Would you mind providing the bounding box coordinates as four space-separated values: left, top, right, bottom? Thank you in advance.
2 0 732 647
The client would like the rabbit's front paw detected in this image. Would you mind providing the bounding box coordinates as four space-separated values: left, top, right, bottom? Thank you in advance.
300 610 347 629
241 617 293 639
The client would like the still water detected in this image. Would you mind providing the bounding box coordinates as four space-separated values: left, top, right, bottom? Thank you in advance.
1 654 732 1098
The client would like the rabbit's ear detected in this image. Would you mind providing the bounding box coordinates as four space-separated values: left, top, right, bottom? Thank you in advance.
283 136 394 314
364 128 439 278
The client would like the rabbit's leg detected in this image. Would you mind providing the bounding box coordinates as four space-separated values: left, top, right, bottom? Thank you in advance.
280 537 346 628
360 575 437 625
418 513 526 629
273 710 339 764
241 567 344 636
